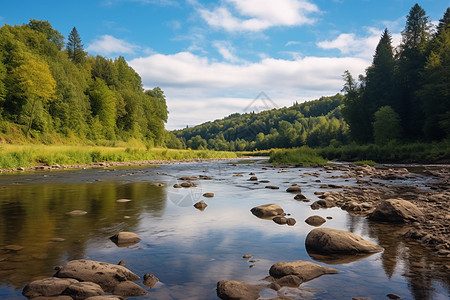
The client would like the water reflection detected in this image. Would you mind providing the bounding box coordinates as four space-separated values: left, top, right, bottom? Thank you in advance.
0 181 166 288
0 161 448 299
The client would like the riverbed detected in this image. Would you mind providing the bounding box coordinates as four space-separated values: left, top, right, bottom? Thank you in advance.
0 158 448 299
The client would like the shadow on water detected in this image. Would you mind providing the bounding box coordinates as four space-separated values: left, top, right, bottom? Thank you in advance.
0 181 166 289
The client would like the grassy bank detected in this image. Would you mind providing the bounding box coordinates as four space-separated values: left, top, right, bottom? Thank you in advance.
316 141 450 163
267 141 450 165
0 144 238 169
268 146 328 165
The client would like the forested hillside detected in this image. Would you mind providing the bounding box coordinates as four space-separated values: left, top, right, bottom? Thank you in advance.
0 20 173 146
174 94 349 150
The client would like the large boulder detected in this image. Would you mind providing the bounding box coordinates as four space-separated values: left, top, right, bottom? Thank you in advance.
22 277 79 298
305 228 383 254
250 204 284 218
269 260 339 282
54 260 140 292
216 280 260 300
110 232 141 247
369 199 424 223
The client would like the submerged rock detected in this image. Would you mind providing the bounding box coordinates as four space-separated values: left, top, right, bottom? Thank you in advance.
67 210 88 216
251 204 284 218
369 198 424 223
54 260 140 292
305 228 383 254
216 280 260 300
269 260 339 282
202 193 214 198
110 232 141 247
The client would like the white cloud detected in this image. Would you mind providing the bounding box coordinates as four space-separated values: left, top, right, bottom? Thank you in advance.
285 41 302 46
198 0 319 32
212 41 241 63
317 28 402 59
129 51 368 129
87 35 139 55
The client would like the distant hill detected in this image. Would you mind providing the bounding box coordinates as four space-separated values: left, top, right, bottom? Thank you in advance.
173 94 349 151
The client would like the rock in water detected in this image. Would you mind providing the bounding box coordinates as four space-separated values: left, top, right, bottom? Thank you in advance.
63 281 104 299
54 260 140 292
194 200 208 210
305 215 326 226
22 277 79 298
286 185 302 193
110 232 141 247
305 228 383 254
216 280 260 300
269 260 339 282
143 273 159 288
203 193 214 198
112 281 147 297
369 198 424 223
250 204 284 218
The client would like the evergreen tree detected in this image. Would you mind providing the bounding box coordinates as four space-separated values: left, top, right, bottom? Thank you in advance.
364 29 395 111
66 27 85 63
417 8 450 140
395 4 431 139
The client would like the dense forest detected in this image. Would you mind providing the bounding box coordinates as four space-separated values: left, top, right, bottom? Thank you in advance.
341 4 450 144
0 20 174 147
175 4 450 151
174 94 349 150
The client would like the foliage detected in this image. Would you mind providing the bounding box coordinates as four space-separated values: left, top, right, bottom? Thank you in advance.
341 4 449 144
0 21 175 147
373 106 401 145
175 94 349 151
316 140 450 163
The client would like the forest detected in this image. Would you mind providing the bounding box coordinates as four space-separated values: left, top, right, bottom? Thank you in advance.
0 4 449 161
176 4 450 154
0 20 174 147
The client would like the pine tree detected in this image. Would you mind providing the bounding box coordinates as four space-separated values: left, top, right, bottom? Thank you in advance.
365 29 395 111
66 27 85 63
417 8 450 140
395 4 431 139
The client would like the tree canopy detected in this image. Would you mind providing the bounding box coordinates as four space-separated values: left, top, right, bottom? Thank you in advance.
0 20 170 146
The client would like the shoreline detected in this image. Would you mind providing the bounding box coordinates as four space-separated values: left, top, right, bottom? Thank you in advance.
0 157 242 174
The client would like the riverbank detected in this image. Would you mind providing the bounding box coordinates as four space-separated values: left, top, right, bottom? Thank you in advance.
0 144 238 171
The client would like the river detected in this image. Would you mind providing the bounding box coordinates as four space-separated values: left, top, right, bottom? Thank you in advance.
0 158 448 299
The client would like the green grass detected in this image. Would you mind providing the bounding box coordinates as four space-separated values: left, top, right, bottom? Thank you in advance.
268 146 328 165
0 144 238 169
353 160 377 166
316 140 450 163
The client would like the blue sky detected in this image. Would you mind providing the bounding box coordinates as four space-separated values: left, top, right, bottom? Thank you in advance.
1 0 448 129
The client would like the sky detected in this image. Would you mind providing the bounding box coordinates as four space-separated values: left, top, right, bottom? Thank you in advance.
1 0 448 129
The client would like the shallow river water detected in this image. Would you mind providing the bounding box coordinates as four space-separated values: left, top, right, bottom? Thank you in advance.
0 159 448 299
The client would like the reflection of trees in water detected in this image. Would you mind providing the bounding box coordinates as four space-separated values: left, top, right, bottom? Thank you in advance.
0 181 166 288
364 220 449 300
